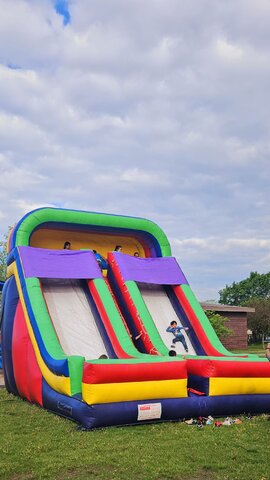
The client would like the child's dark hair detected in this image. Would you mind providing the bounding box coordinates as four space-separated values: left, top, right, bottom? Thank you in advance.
170 320 177 326
63 241 71 249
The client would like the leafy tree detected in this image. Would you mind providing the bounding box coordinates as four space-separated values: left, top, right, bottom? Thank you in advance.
245 297 270 340
0 229 12 279
0 227 12 306
219 271 270 306
205 310 232 339
0 241 7 282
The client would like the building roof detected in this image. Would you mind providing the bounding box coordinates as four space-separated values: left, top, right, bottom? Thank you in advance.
200 302 255 313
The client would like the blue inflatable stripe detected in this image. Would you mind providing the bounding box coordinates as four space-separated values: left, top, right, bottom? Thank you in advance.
1 277 19 395
82 281 116 359
42 379 96 428
188 374 209 395
6 250 15 267
0 278 9 324
166 286 206 356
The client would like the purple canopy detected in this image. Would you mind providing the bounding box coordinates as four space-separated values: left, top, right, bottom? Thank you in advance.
18 247 103 279
113 252 188 285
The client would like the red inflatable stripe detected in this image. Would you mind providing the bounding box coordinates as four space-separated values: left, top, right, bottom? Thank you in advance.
12 301 43 406
108 253 158 354
103 277 131 336
83 360 187 384
187 358 270 378
12 302 30 401
173 286 222 357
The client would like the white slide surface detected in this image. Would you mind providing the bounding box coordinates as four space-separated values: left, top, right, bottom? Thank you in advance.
42 279 107 360
138 283 196 355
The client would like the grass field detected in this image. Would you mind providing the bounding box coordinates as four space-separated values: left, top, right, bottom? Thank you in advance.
231 343 266 356
1 388 269 480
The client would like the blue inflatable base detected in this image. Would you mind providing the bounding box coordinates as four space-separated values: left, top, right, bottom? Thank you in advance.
41 380 270 429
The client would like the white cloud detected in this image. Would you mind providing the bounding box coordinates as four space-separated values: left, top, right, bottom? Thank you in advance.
1 0 270 300
120 168 169 185
172 237 270 254
215 38 244 62
14 199 56 216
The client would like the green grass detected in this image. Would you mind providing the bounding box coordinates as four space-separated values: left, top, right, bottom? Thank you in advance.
1 388 270 480
231 343 266 356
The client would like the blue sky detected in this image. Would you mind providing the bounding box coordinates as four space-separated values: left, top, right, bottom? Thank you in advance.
54 0 70 25
0 0 270 301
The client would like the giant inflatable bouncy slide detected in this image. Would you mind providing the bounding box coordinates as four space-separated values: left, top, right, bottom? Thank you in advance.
1 207 270 428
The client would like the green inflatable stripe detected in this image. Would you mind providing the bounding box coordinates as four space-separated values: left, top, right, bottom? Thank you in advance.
184 354 267 362
14 208 172 256
68 356 84 396
25 278 67 360
93 279 148 358
181 284 258 360
24 277 84 394
85 356 184 365
180 284 231 356
89 280 184 364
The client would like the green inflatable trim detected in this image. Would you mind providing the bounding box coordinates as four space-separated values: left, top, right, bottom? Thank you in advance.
92 278 148 359
24 277 84 395
181 284 256 359
92 279 186 363
181 284 233 356
13 207 172 256
25 278 67 359
85 356 185 365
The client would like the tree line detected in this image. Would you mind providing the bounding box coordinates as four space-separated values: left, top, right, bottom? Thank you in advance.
219 271 270 340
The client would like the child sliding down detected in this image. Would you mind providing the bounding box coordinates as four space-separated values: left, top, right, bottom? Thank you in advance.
166 321 189 352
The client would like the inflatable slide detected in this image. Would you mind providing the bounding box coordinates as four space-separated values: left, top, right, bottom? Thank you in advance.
108 252 270 413
1 207 270 428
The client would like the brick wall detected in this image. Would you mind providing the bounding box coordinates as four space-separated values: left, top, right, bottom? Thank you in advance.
219 312 248 350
